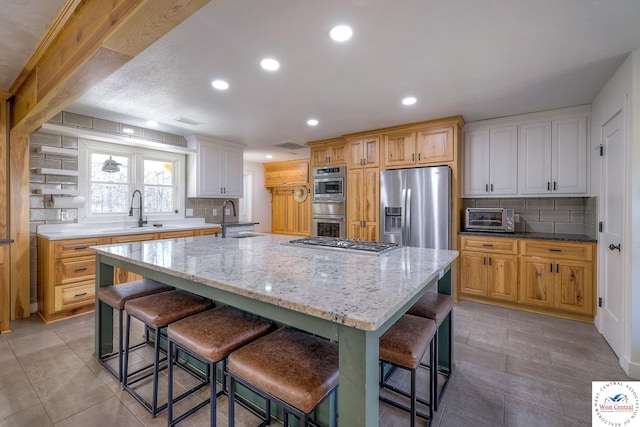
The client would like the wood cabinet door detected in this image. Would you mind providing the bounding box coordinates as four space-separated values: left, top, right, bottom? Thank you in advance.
293 196 311 236
384 131 416 167
463 129 491 196
361 223 378 242
310 146 328 167
271 191 287 233
347 221 362 240
417 127 453 164
327 142 346 165
362 136 380 167
554 259 593 315
347 140 364 168
519 256 554 308
347 169 363 223
487 254 518 302
362 168 379 240
459 251 487 296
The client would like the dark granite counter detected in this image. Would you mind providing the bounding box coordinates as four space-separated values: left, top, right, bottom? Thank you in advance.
459 231 597 243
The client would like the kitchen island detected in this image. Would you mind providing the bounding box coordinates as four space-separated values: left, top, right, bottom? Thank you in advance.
92 233 458 427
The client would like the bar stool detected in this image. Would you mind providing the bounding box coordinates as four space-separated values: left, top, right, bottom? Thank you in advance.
379 314 437 427
228 327 339 427
406 292 454 410
97 278 173 381
166 306 273 427
122 290 213 417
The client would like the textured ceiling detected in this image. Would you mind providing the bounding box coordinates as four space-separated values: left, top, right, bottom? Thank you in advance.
3 1 640 162
0 0 67 90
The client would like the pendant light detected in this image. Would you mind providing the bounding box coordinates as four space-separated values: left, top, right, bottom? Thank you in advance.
101 156 121 173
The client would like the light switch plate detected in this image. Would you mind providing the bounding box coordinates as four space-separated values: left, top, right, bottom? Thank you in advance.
225 208 230 215
514 214 520 222
186 208 194 217
213 208 218 216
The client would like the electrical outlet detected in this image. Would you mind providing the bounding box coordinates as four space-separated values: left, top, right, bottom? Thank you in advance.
225 208 230 215
213 208 218 216
186 208 194 217
514 214 520 222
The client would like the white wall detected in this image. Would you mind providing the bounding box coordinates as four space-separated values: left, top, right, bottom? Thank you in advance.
243 161 271 233
591 50 640 378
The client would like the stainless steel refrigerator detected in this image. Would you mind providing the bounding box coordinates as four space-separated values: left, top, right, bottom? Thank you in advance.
380 165 451 249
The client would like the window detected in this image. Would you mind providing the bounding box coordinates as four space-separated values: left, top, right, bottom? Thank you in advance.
79 140 185 222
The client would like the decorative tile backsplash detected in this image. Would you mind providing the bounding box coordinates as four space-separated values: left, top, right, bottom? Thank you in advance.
463 197 597 238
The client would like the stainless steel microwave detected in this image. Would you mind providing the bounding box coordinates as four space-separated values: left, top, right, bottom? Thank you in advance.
465 208 515 233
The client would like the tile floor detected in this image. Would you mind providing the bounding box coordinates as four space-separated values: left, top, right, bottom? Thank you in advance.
0 301 631 426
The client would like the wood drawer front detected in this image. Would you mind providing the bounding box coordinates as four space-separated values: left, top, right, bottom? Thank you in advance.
199 228 222 236
157 230 195 239
56 256 95 284
460 236 518 254
54 281 95 312
111 233 154 243
520 240 592 261
54 238 103 258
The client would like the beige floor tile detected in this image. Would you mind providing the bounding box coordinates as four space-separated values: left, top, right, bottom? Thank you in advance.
0 403 53 427
32 366 114 423
0 300 632 426
54 397 142 427
7 330 66 357
0 371 41 420
17 344 84 384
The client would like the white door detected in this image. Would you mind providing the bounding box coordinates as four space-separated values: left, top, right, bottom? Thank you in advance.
490 125 518 195
518 122 552 194
600 111 624 358
553 116 587 194
463 129 490 196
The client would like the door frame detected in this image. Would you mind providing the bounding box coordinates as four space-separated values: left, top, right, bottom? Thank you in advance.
595 101 631 371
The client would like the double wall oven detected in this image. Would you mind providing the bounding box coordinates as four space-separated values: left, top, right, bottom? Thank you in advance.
311 166 346 238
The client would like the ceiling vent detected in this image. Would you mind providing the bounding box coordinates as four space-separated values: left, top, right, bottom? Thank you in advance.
274 141 307 150
175 117 204 125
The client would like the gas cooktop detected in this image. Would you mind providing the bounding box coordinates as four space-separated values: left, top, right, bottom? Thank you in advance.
286 237 400 254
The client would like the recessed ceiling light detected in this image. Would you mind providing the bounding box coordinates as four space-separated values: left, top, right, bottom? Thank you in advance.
146 120 158 127
122 128 134 134
329 25 353 42
260 58 280 71
402 97 417 106
211 80 229 90
307 119 319 126
266 154 273 159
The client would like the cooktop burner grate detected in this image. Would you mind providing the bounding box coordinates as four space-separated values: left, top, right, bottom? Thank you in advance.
287 237 399 254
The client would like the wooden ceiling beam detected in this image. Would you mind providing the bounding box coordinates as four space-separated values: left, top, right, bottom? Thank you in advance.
10 0 210 133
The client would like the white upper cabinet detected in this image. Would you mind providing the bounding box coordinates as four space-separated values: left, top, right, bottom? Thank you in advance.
463 105 589 198
463 126 518 197
186 135 245 198
518 116 587 195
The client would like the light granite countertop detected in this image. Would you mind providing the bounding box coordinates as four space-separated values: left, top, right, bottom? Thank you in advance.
91 233 459 331
37 219 223 240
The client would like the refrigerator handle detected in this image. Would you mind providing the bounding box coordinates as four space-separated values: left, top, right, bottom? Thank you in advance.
405 188 412 246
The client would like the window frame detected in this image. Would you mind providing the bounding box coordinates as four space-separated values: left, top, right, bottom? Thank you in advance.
78 139 186 223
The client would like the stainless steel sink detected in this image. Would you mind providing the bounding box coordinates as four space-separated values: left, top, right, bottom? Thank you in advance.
229 233 262 239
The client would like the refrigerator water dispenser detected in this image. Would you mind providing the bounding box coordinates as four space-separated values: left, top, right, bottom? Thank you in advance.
384 207 402 233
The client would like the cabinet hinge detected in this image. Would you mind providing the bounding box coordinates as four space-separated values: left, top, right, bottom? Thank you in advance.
599 222 603 233
598 297 603 308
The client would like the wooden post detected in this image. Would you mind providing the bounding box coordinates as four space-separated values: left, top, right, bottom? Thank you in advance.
7 0 210 319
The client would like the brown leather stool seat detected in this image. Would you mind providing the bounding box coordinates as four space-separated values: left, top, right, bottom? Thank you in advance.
166 306 273 427
97 279 173 382
379 314 437 427
122 290 212 417
406 292 454 410
228 327 339 427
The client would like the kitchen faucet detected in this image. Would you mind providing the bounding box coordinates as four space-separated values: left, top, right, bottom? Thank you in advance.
221 199 236 238
129 189 147 227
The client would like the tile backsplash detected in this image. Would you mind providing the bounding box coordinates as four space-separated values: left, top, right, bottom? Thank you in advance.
463 197 597 238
